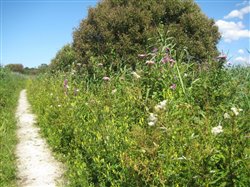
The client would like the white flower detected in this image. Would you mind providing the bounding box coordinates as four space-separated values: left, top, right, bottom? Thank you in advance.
148 121 156 126
131 71 141 79
112 89 117 94
155 100 167 111
223 113 231 119
211 125 223 135
58 104 61 107
231 107 243 116
148 113 157 122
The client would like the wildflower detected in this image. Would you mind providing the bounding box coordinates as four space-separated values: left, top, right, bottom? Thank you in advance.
148 121 156 126
138 54 147 58
152 48 158 53
131 71 141 79
103 76 110 81
184 73 188 77
211 125 223 135
170 84 176 90
77 63 82 66
74 88 79 96
58 104 61 107
148 113 157 122
155 100 167 111
169 59 175 63
148 113 157 126
217 54 227 60
231 107 243 116
223 113 231 119
162 55 171 64
97 63 103 67
64 79 69 95
64 79 68 88
112 89 117 94
146 60 155 66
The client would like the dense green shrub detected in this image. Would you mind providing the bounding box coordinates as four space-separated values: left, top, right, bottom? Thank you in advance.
50 44 77 72
73 0 220 69
27 42 250 186
5 64 24 74
0 68 26 187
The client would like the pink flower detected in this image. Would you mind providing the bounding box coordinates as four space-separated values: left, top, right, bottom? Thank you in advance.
217 54 227 60
103 76 110 81
64 79 68 87
162 55 176 65
146 60 155 66
152 48 158 53
64 79 68 95
170 84 176 90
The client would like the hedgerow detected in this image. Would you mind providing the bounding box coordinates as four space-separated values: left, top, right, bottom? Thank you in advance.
27 42 250 186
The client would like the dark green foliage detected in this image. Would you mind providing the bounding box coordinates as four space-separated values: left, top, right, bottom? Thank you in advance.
50 44 77 72
5 64 24 74
73 0 220 68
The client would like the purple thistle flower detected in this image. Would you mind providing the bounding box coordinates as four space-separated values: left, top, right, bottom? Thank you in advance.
170 84 176 90
217 54 227 60
162 55 170 64
64 79 68 96
64 79 68 88
152 48 158 53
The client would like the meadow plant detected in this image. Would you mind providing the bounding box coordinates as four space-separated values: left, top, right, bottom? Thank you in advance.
26 38 250 186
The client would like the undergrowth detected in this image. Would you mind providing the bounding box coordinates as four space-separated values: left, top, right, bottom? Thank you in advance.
0 68 26 187
27 41 250 186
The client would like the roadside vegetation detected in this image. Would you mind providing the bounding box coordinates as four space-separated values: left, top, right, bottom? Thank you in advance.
2 0 248 186
0 67 26 186
27 37 250 185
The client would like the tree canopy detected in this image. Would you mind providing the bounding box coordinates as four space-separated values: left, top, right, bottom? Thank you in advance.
72 0 220 68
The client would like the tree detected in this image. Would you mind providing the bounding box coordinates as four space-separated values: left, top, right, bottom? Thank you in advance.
50 44 77 72
5 64 24 73
73 0 220 68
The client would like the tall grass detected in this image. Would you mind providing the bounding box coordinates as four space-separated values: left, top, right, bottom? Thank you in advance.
0 68 26 186
27 42 250 187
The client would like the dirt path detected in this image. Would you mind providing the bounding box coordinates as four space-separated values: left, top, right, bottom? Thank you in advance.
15 90 65 187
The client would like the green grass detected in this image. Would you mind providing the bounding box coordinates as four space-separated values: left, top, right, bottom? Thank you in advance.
0 68 25 187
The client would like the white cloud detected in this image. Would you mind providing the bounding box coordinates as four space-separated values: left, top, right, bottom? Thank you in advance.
238 49 245 54
234 56 250 64
215 20 250 42
224 5 250 19
236 1 249 7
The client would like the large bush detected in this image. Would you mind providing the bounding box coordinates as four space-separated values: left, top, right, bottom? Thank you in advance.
73 0 220 68
50 44 77 72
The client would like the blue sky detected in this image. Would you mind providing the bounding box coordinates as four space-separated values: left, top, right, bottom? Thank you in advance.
0 0 249 68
